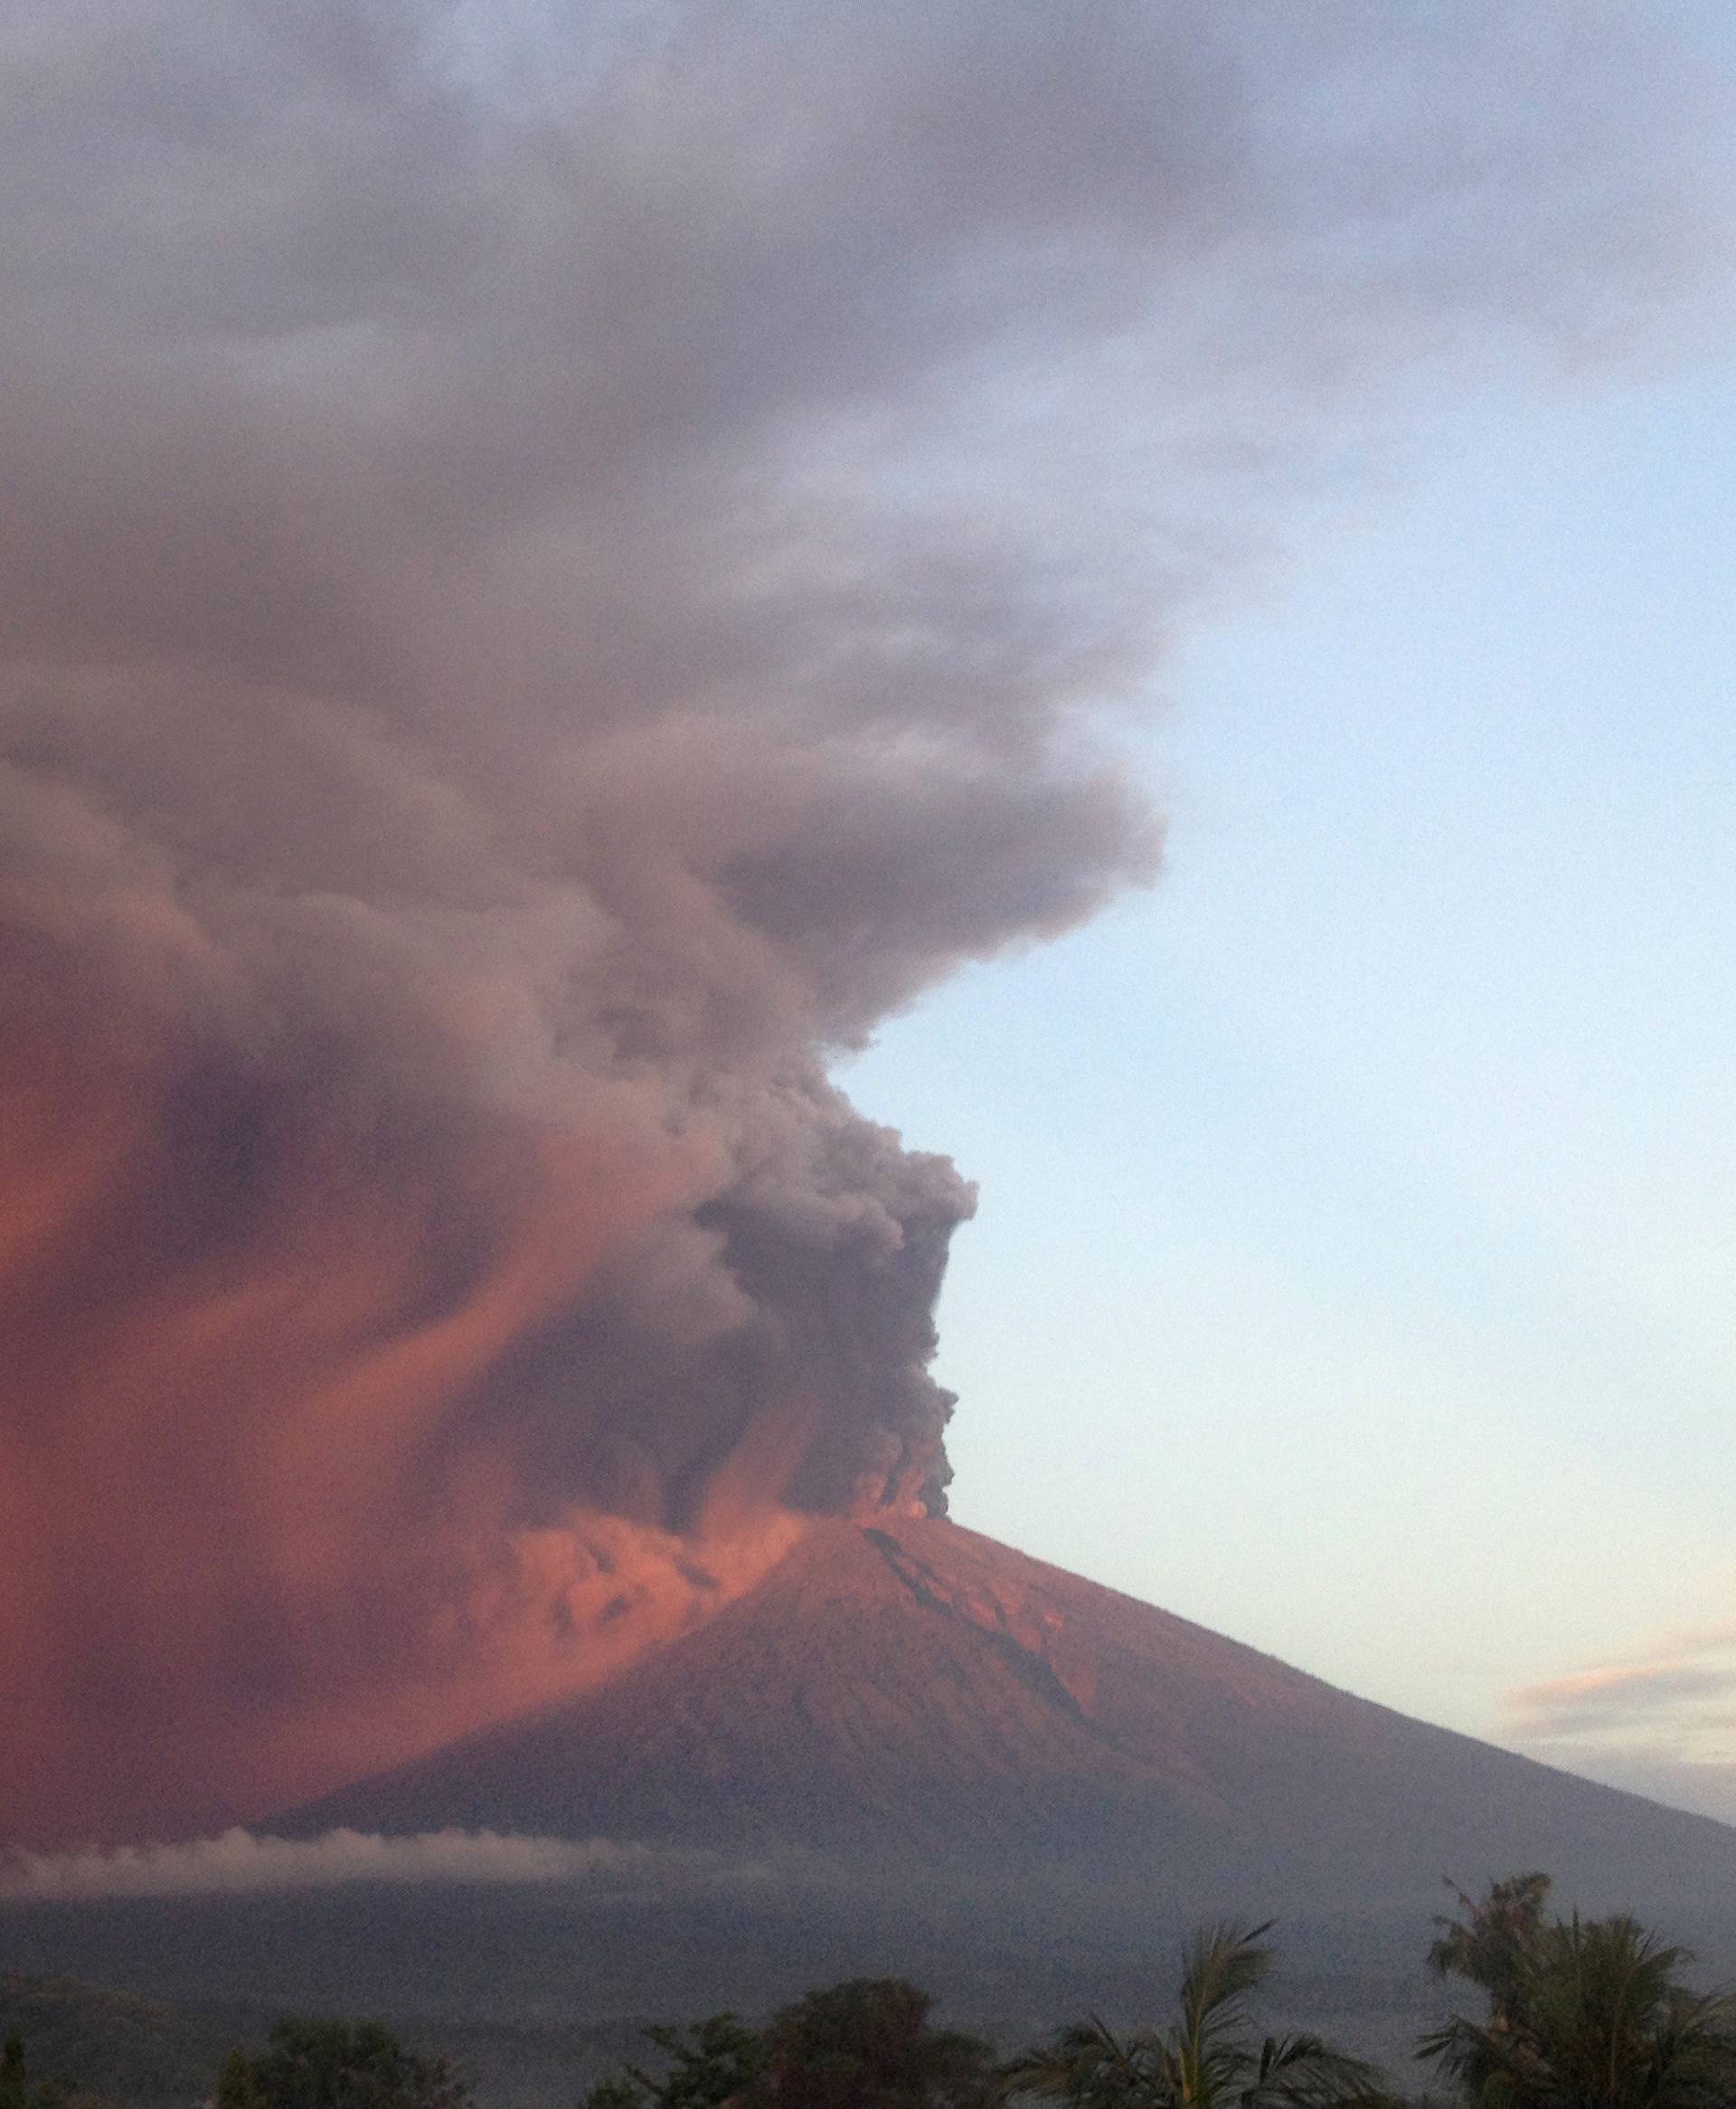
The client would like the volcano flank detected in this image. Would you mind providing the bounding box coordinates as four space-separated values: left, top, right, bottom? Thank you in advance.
285 1518 1736 1921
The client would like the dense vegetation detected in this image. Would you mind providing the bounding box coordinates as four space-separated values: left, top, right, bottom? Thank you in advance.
574 1878 1736 2109
7 1879 1734 2109
1418 1875 1736 2108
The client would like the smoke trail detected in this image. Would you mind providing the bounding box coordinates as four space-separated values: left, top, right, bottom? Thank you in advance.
0 1 1707 1844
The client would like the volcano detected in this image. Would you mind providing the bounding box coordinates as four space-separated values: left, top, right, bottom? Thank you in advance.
286 1517 1736 1921
15 1525 1736 2073
15 1519 1736 2049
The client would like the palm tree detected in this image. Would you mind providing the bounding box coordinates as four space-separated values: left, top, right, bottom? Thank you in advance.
1009 1923 1382 2109
1418 1870 1552 2095
1427 1875 1552 2036
1420 1878 1736 2108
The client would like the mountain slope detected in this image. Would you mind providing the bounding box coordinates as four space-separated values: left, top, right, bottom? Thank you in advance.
286 1518 1736 1917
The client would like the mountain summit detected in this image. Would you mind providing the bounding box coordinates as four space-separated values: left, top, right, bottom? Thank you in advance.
287 1518 1736 1919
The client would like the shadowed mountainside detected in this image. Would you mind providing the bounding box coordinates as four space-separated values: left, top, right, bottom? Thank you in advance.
286 1518 1736 1919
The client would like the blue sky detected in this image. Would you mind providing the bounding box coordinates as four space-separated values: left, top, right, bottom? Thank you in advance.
846 350 1736 1819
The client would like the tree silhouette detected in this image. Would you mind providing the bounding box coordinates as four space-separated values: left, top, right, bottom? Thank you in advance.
244 2019 467 2109
1420 1875 1736 2107
1008 1923 1381 2109
1427 1876 1552 2041
219 2048 263 2109
753 1980 999 2109
582 1982 995 2109
582 2015 769 2109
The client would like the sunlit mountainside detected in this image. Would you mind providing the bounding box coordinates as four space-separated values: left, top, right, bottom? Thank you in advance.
14 1520 1736 2088
288 1517 1736 1917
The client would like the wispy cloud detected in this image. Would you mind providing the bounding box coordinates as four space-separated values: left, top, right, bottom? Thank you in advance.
1506 1662 1736 1741
1501 1619 1736 1823
0 1827 751 1903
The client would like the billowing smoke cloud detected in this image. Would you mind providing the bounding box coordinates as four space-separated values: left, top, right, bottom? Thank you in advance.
0 2 1710 1846
0 1827 740 1902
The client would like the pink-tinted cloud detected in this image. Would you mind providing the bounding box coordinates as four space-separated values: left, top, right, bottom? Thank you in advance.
1502 1617 1736 1823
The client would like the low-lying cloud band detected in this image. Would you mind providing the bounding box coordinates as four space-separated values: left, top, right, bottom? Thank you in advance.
0 1827 745 1903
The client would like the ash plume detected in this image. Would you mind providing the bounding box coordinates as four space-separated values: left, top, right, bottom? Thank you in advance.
0 1 1709 1847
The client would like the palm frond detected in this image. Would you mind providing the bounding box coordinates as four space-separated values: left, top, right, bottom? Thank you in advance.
1241 2034 1384 2108
1005 2016 1158 2106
